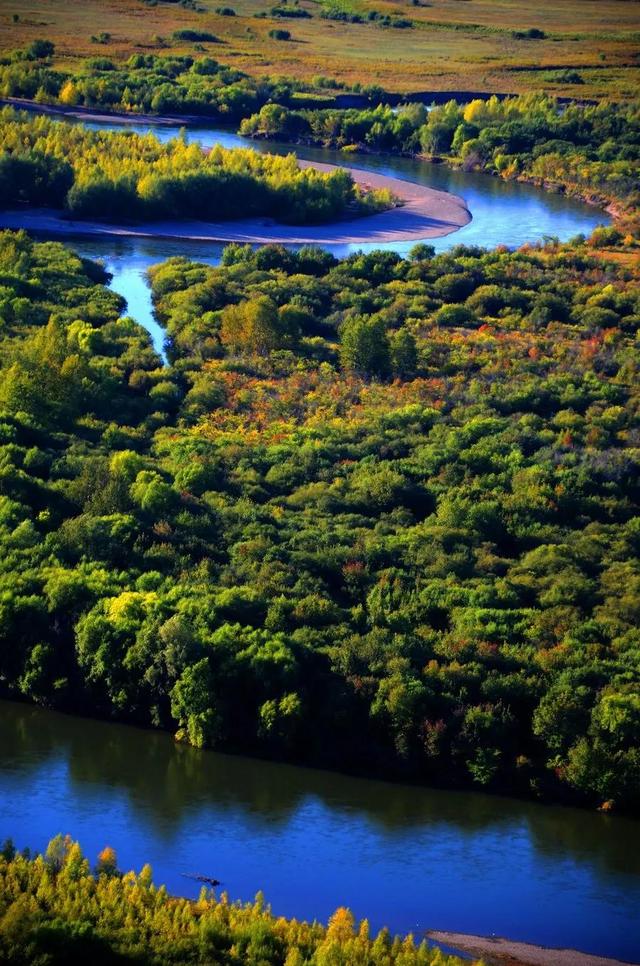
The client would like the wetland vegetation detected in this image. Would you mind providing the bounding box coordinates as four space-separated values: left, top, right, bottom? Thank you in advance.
0 230 638 813
0 1 638 960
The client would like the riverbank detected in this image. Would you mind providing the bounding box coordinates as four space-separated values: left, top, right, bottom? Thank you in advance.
249 131 619 229
1 96 617 231
427 933 638 966
0 96 207 127
0 161 470 245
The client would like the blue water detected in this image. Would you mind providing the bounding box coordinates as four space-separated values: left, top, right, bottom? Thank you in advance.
0 701 638 962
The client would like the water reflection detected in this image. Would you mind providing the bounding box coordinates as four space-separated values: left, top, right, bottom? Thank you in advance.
0 701 638 961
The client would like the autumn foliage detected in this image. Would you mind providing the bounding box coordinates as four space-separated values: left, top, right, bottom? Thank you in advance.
0 836 471 966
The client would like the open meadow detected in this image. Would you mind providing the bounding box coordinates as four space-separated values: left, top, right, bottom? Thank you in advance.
0 0 638 99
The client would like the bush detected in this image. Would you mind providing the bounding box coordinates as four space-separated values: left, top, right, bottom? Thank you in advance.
588 226 623 248
434 303 478 327
86 58 116 71
271 5 311 16
321 7 364 22
269 28 292 39
172 29 218 42
548 69 585 85
26 39 55 60
512 27 546 39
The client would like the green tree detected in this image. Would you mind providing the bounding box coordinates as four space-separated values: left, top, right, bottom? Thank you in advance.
220 296 292 355
339 316 391 378
170 659 219 748
390 329 418 379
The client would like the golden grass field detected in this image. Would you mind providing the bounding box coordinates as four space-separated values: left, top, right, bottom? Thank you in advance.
0 0 638 98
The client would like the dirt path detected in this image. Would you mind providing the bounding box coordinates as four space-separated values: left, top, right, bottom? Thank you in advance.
427 932 638 966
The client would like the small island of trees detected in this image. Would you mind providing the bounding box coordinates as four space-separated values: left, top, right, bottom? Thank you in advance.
0 109 392 225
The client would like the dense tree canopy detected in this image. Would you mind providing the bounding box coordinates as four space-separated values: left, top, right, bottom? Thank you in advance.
0 229 638 811
0 110 390 225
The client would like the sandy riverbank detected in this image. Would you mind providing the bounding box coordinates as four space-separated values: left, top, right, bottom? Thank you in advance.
0 161 470 245
427 932 638 966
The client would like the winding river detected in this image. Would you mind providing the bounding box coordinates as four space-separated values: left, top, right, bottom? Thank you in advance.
16 112 610 355
3 112 636 962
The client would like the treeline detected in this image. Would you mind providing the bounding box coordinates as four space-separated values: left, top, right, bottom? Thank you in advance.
240 95 640 221
0 835 469 965
0 110 389 224
0 43 357 119
0 230 638 810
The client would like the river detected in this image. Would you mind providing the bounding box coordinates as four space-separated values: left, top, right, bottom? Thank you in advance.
0 700 638 962
55 114 609 356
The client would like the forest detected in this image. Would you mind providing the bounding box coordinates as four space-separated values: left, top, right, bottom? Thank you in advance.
0 2 639 960
0 835 470 965
0 228 638 811
0 109 390 224
240 95 640 225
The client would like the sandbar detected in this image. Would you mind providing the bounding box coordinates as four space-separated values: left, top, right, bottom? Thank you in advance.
427 931 637 966
0 161 470 245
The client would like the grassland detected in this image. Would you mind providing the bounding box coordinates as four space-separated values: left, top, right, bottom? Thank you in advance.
0 0 638 100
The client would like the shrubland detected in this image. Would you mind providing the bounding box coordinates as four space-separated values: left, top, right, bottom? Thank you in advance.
0 229 638 810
